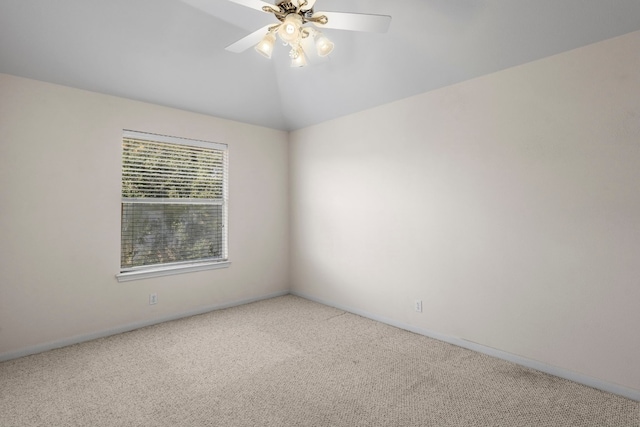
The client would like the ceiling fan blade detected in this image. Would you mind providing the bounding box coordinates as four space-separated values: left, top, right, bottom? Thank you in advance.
226 24 275 53
224 0 276 13
180 0 275 15
312 11 391 33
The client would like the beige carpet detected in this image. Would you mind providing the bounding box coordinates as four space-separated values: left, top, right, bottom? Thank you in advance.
0 295 638 426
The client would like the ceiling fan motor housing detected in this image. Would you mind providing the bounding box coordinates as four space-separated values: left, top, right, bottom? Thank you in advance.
276 1 314 19
277 1 297 15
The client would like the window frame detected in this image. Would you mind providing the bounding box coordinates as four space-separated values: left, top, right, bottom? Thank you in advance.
116 130 230 282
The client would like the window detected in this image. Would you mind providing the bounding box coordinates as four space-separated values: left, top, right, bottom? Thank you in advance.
116 130 229 282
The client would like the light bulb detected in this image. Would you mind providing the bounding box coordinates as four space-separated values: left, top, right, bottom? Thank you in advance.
315 33 334 57
278 14 303 44
255 33 276 59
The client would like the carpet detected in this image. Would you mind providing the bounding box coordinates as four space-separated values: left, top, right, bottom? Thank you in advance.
0 295 638 426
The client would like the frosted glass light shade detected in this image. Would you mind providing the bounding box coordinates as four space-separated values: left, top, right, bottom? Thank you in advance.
255 33 276 58
278 14 303 44
290 48 307 67
315 33 334 57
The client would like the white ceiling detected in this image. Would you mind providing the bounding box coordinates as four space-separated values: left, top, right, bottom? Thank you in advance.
1 0 639 131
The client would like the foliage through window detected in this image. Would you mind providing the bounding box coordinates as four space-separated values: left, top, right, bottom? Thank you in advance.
120 131 228 273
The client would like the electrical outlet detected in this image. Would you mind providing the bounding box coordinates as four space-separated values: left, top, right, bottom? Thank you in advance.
414 299 422 313
149 293 158 305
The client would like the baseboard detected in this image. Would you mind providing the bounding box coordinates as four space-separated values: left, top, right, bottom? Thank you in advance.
290 290 640 402
0 290 289 363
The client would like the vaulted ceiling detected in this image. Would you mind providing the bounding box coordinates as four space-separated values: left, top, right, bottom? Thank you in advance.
1 0 639 131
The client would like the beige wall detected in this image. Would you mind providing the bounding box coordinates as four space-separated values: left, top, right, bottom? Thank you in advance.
0 74 289 357
290 31 640 393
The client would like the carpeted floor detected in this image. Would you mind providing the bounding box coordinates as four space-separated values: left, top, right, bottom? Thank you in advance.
0 295 638 426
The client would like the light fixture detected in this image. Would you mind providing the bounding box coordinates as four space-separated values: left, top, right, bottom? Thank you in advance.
255 25 332 67
314 32 334 57
255 32 276 58
278 14 303 45
251 2 338 68
289 45 307 67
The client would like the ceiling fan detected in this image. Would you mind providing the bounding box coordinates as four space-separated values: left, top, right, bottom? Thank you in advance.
182 0 392 67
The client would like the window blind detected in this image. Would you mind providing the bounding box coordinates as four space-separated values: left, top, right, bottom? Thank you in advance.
121 131 228 271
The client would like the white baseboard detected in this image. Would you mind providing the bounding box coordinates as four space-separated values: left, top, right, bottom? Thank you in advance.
4 289 637 402
0 290 289 363
290 290 640 402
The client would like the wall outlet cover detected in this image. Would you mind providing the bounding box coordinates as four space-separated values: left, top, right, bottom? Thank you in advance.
415 300 422 313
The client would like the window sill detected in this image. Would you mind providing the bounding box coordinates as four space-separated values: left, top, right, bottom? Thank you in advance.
116 260 231 282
